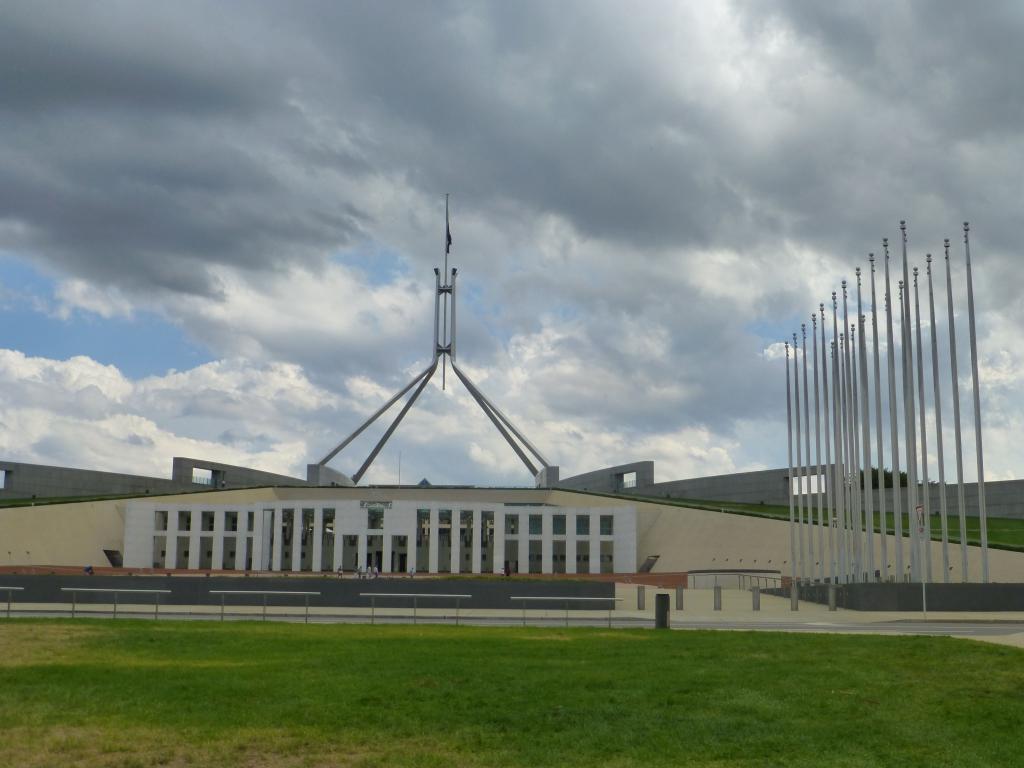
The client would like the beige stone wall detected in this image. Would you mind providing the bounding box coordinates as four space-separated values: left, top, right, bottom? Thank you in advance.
2 486 1022 582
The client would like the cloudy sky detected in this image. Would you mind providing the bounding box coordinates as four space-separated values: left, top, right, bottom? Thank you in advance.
1 0 1022 487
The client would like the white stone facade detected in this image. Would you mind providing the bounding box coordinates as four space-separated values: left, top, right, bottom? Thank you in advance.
124 498 637 574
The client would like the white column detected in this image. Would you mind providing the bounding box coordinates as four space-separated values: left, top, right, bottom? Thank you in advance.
383 531 393 574
590 518 600 574
272 509 283 571
472 509 482 573
290 511 302 572
451 512 462 574
188 510 201 570
236 519 249 572
542 514 553 573
566 511 577 574
429 508 439 573
518 515 529 574
332 520 343 572
493 510 505 574
165 512 179 569
312 508 324 572
212 510 225 570
357 534 368 571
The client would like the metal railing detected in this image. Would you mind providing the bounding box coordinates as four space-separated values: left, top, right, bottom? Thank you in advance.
360 592 471 625
208 590 321 623
1 586 24 618
510 595 623 627
61 587 172 619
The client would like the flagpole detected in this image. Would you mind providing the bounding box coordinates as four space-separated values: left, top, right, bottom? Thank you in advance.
851 320 863 580
926 254 950 582
900 278 920 582
869 254 888 582
857 269 874 581
820 304 836 584
812 313 825 583
793 331 805 582
913 267 933 582
786 341 797 585
442 194 450 391
802 323 814 580
900 221 921 582
884 239 905 579
838 329 850 582
945 240 969 580
843 282 860 580
832 293 847 583
963 222 989 583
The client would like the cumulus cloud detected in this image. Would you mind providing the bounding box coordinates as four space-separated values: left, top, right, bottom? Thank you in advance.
0 1 1022 485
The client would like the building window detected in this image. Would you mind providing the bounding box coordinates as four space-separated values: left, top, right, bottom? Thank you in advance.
529 514 542 536
154 510 168 531
505 514 519 535
367 508 384 530
600 515 614 536
201 511 215 532
178 511 191 532
576 515 590 536
247 511 256 532
0 469 8 489
192 467 213 486
225 511 238 532
622 471 637 489
553 514 566 536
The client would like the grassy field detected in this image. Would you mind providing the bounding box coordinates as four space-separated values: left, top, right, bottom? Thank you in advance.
629 494 1024 552
1 620 1022 767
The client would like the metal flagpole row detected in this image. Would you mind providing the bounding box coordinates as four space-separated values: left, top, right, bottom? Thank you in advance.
780 220 989 584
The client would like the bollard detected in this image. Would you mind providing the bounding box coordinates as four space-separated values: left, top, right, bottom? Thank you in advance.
637 585 645 611
751 586 760 611
713 584 722 611
654 593 670 629
675 584 684 611
828 584 837 612
790 580 799 611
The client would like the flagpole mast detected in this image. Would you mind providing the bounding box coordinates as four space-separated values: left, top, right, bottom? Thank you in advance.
793 331 805 582
913 267 933 582
884 239 905 579
851 320 863 580
832 293 847 583
442 194 450 390
802 324 814 581
812 313 825 583
857 268 874 581
869 254 888 582
900 221 921 582
786 341 797 585
945 240 969 580
926 254 950 582
843 282 860 580
820 304 836 584
963 222 989 583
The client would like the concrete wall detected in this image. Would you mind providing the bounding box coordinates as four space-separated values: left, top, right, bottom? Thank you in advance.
0 457 306 501
560 459 1024 519
647 467 793 506
0 460 184 500
171 457 305 489
558 461 655 494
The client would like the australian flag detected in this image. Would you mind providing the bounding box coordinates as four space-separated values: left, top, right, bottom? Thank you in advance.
445 196 453 254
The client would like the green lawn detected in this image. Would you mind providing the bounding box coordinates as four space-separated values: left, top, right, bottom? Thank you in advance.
630 494 1024 552
1 620 1022 767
